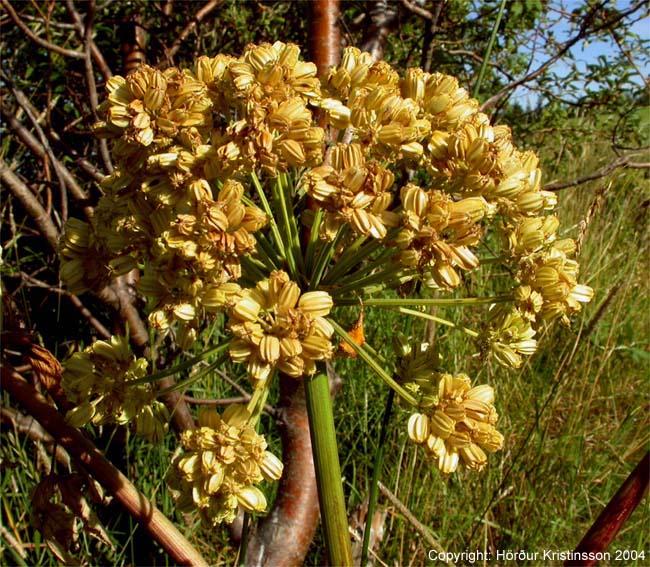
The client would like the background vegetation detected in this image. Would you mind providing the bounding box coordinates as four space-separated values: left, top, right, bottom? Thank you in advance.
1 0 648 565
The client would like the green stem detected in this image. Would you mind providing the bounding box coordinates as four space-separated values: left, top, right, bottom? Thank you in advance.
321 233 368 284
310 227 346 290
241 254 268 281
251 171 286 259
334 295 512 307
305 208 323 274
273 175 300 279
256 232 283 269
304 372 353 566
157 355 227 395
360 389 395 567
279 173 305 273
393 307 479 338
130 341 231 385
331 267 416 296
329 319 417 406
472 0 507 99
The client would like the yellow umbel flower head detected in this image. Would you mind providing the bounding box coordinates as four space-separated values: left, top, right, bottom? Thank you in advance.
228 271 334 382
395 184 488 288
168 405 283 526
478 306 538 369
62 335 169 442
302 143 398 240
406 372 503 473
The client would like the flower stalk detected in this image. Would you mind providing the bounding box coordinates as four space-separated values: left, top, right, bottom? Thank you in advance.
304 371 353 566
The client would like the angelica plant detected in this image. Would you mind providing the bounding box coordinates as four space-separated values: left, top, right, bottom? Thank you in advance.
58 41 593 564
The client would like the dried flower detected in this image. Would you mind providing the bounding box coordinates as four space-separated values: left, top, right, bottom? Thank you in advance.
62 336 169 442
168 405 282 525
395 184 487 288
406 372 503 473
228 271 334 382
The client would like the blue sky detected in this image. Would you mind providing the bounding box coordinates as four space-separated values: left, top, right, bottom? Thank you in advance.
508 0 649 107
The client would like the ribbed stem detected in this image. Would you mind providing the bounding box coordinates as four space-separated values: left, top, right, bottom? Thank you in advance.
304 372 353 566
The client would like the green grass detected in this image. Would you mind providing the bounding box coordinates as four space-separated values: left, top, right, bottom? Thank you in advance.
1 145 648 566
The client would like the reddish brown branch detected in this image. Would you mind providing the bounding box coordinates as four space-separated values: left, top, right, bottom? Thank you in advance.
310 0 341 75
246 377 320 567
2 366 208 567
567 452 649 567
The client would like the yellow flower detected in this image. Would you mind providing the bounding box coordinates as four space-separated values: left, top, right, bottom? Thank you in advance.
227 271 334 382
479 307 537 369
302 143 398 240
62 336 168 441
395 184 487 288
405 372 503 473
168 405 282 526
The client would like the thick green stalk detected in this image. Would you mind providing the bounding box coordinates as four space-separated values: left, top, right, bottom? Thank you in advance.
304 372 353 566
472 0 507 99
360 388 395 567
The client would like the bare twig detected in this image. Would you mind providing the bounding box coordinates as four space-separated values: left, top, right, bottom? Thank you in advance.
1 77 94 202
2 366 208 567
79 0 113 172
401 0 433 20
0 158 60 249
18 272 112 339
377 481 452 563
1 407 72 469
480 1 646 111
166 0 222 61
544 155 650 191
64 0 113 80
420 0 445 72
0 0 85 59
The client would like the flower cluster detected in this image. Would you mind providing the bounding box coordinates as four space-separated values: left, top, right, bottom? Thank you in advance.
55 41 596 528
228 271 334 382
62 335 168 442
168 405 283 525
406 370 504 474
302 143 397 240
